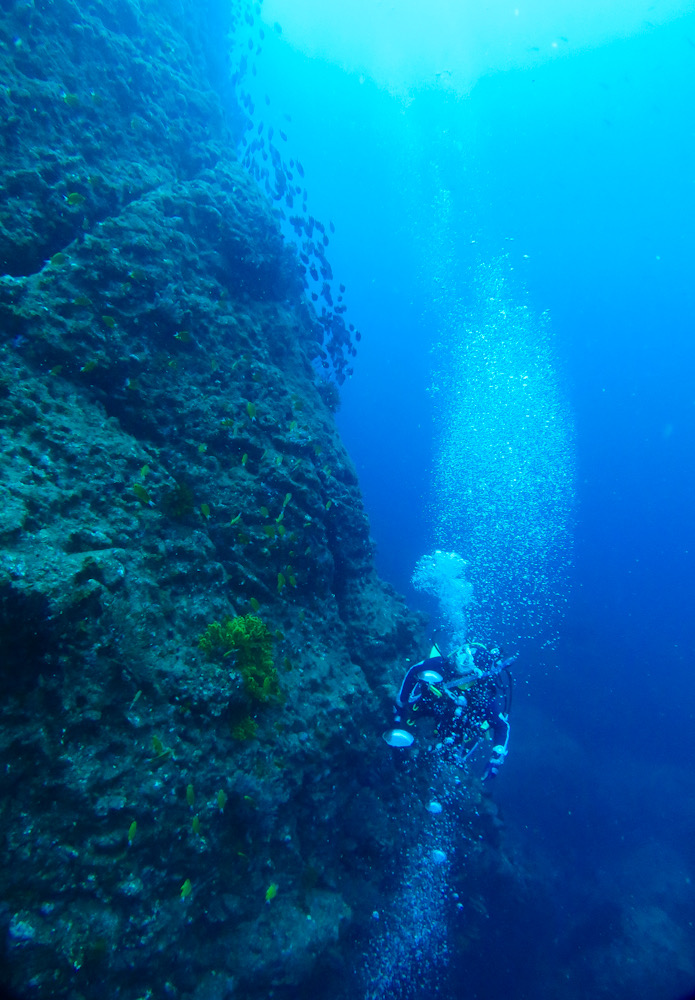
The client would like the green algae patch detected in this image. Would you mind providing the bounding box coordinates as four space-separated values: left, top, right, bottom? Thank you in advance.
199 614 278 702
231 715 258 741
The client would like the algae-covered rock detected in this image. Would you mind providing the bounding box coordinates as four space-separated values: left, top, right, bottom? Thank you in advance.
0 2 435 998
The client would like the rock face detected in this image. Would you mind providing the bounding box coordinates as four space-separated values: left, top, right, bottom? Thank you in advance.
0 1 440 997
0 2 529 998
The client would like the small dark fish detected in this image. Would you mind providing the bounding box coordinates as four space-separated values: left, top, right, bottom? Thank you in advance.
296 161 304 177
355 331 361 341
280 130 288 141
322 234 329 247
257 122 263 135
329 221 335 234
309 266 319 282
339 284 345 293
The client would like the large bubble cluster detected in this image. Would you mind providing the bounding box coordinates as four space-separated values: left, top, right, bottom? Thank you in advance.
361 845 450 1000
359 747 496 999
412 550 473 646
359 765 468 999
429 259 575 645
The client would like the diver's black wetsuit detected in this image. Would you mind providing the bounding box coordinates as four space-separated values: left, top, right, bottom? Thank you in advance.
390 646 514 779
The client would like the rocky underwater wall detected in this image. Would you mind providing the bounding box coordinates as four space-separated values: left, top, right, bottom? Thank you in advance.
0 2 517 999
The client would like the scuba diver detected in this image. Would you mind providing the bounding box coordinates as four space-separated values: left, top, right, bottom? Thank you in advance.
383 643 515 780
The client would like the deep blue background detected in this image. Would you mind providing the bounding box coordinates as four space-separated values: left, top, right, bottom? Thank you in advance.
247 11 695 991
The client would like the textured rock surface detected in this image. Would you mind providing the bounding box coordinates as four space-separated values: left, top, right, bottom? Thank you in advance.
0 2 512 998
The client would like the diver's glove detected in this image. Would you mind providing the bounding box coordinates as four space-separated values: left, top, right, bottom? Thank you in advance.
484 744 508 780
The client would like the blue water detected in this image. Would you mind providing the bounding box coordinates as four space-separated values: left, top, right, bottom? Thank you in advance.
242 10 695 997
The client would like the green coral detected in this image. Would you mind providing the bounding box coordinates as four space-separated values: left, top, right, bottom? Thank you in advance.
231 716 258 740
199 614 278 702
